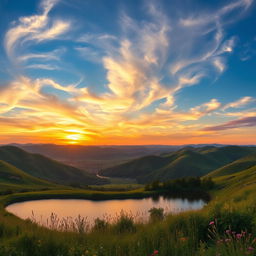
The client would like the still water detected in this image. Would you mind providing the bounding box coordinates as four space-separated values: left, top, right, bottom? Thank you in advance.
6 197 205 227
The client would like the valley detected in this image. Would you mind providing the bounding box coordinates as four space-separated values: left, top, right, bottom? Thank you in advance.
0 144 255 255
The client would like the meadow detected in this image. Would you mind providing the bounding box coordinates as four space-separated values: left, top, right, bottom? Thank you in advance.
1 165 256 256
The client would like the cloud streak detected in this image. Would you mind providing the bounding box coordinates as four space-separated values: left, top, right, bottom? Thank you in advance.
202 116 256 131
4 0 70 62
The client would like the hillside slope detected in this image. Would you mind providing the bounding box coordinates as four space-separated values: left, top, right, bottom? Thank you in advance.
206 153 256 178
0 146 106 186
100 155 170 179
0 160 62 193
140 150 221 183
100 146 256 183
0 160 54 186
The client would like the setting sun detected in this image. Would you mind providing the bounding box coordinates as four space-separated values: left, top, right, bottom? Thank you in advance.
66 134 82 144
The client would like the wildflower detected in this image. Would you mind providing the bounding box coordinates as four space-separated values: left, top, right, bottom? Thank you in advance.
209 221 215 226
248 247 254 251
150 250 159 256
225 230 231 234
236 233 242 239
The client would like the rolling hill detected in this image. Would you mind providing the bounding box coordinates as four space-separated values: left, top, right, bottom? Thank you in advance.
205 153 256 178
99 146 256 183
0 146 106 186
10 144 181 173
0 160 61 193
0 160 54 186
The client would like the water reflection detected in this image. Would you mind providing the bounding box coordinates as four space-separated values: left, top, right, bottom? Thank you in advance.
6 196 205 228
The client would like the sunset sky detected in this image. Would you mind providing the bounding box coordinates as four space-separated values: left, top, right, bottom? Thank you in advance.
0 0 255 145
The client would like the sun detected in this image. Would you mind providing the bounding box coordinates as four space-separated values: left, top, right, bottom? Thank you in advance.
66 134 82 144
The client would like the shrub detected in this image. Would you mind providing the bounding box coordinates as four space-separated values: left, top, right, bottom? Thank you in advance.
114 212 136 233
149 207 164 222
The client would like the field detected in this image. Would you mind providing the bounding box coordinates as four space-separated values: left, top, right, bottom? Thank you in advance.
1 163 256 256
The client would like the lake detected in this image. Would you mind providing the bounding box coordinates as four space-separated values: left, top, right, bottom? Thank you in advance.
6 197 205 230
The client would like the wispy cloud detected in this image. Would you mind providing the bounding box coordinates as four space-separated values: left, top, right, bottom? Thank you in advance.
25 64 60 70
202 116 256 131
17 48 63 63
222 96 256 110
4 0 70 62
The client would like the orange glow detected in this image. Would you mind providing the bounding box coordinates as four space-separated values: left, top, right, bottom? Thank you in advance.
0 126 255 146
65 130 84 144
66 136 80 144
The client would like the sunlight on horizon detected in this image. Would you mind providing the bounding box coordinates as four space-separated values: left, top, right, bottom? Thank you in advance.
0 0 255 145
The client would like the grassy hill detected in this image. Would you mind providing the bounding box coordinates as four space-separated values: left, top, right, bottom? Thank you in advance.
99 155 170 179
0 160 52 185
0 160 61 194
205 153 256 178
100 146 256 183
140 150 221 183
0 146 106 186
199 145 255 164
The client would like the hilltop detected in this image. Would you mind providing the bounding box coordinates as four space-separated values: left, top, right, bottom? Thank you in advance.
0 146 106 186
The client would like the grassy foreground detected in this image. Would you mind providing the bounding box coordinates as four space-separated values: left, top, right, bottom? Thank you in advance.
1 168 256 256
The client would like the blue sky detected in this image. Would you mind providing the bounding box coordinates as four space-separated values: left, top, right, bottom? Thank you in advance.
0 0 255 145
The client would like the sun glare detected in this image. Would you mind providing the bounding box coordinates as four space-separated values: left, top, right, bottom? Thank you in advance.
66 134 82 144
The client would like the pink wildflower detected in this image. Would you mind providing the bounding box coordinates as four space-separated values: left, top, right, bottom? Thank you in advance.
236 233 242 239
209 221 215 225
150 250 159 256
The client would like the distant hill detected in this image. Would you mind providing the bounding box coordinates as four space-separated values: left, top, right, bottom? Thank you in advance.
0 146 106 186
99 155 170 180
9 144 181 173
99 146 256 183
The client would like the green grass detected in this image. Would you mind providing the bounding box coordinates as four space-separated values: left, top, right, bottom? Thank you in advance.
90 183 143 191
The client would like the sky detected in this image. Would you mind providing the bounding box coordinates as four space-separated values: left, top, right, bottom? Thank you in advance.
0 0 255 145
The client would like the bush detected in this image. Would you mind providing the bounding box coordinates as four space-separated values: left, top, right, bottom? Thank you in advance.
149 207 164 222
114 212 136 233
